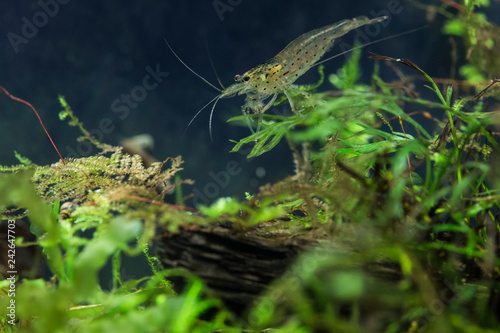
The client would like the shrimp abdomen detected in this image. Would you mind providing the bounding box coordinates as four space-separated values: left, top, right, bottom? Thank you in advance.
272 16 387 86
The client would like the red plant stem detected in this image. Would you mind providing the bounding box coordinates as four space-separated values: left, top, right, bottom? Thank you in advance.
440 0 466 12
126 195 198 212
0 86 65 165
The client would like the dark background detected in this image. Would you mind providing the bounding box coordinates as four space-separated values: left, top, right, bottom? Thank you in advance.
0 0 497 205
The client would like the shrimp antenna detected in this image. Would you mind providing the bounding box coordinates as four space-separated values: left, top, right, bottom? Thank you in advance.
164 37 222 93
204 39 225 90
312 25 429 68
208 94 222 142
181 94 221 143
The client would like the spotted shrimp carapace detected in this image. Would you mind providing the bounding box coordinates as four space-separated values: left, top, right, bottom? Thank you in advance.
170 16 388 141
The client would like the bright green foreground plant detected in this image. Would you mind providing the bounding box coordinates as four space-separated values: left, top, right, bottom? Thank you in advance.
1 59 499 333
0 169 238 333
222 15 500 331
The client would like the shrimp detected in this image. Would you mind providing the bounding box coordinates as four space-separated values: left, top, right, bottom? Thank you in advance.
168 15 388 140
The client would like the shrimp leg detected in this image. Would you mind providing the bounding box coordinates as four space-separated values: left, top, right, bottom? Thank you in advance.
253 93 278 140
283 88 311 116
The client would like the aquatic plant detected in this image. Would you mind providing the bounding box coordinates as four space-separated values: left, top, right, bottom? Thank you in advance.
1 1 500 332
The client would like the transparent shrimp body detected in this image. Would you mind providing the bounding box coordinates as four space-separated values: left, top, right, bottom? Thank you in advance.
222 16 388 137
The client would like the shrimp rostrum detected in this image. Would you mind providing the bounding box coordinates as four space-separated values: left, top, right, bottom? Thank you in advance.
169 15 387 140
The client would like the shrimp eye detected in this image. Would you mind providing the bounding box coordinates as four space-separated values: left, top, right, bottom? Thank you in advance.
234 74 241 81
243 75 250 82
